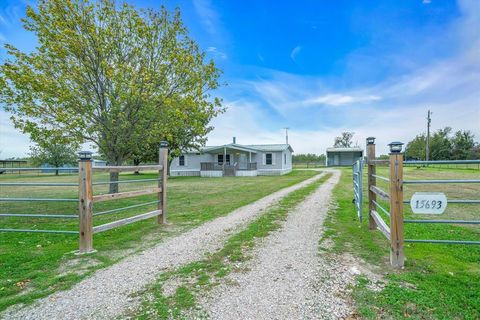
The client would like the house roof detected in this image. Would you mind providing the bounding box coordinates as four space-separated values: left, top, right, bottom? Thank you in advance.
184 143 293 154
203 144 259 154
244 144 293 152
326 147 363 153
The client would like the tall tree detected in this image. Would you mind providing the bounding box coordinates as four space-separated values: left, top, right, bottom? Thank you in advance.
333 132 354 148
451 130 476 160
29 141 78 175
405 133 426 160
0 0 223 192
430 127 452 160
130 97 218 173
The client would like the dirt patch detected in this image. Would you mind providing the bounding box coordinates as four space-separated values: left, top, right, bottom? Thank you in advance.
57 256 103 278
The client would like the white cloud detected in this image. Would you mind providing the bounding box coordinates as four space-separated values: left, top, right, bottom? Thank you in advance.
290 45 302 62
0 110 30 158
193 0 219 35
206 46 227 59
305 94 382 106
207 1 480 156
423 0 432 4
0 14 8 26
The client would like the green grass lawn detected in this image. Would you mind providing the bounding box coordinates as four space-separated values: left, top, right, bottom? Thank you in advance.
324 167 480 319
0 170 317 312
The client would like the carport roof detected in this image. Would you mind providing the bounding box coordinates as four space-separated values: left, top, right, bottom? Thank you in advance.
326 147 363 153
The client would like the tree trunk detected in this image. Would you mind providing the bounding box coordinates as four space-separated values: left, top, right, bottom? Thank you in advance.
133 158 140 175
108 158 122 194
55 169 59 176
109 171 119 193
167 158 172 176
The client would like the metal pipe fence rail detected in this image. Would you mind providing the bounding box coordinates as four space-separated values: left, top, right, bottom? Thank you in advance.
361 138 480 268
0 178 79 234
352 159 363 222
0 143 169 253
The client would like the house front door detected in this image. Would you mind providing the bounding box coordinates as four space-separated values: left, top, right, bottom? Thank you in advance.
238 154 247 169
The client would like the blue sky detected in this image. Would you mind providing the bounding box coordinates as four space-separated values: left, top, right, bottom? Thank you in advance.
1 0 479 157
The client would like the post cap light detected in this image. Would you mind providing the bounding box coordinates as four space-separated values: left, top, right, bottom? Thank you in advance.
388 141 404 153
78 151 93 160
160 141 169 148
366 137 376 145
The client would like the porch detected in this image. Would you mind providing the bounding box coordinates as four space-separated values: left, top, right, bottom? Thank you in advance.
199 144 258 177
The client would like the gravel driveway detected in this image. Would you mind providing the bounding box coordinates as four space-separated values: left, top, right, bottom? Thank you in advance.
194 170 354 319
2 172 327 320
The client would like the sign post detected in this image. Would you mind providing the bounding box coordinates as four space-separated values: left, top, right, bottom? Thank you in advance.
388 142 404 268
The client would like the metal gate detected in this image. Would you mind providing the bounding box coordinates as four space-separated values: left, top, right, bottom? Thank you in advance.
352 159 363 222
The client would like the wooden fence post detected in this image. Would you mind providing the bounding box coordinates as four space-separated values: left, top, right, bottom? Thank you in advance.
158 142 168 224
388 142 405 268
366 137 377 230
78 151 94 253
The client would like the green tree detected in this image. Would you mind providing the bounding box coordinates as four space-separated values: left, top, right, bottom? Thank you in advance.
130 97 218 174
29 142 78 175
451 130 476 160
430 127 452 160
334 132 354 148
0 0 223 192
292 153 326 164
405 133 426 160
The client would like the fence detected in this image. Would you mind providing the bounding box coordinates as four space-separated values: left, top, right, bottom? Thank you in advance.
292 162 325 168
359 137 480 268
0 143 168 254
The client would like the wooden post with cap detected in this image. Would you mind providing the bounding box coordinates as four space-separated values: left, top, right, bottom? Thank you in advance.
158 141 168 224
388 141 405 268
78 150 94 253
366 137 377 230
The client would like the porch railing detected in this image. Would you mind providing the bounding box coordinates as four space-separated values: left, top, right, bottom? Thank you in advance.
238 162 257 170
200 162 257 171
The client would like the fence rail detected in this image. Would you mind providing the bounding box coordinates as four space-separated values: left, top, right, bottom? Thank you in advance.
92 188 161 203
0 144 169 253
92 165 163 173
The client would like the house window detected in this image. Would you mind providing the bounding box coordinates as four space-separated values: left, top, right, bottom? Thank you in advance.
266 153 273 165
218 154 230 165
179 155 185 166
284 153 287 164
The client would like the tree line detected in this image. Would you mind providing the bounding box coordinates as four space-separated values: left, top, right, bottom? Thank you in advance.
405 127 479 160
292 154 326 164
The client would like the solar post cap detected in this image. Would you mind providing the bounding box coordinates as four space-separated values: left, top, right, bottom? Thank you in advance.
78 151 93 160
388 141 404 153
366 137 376 145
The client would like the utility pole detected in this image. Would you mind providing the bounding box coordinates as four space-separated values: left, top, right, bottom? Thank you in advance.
284 127 289 145
426 110 431 161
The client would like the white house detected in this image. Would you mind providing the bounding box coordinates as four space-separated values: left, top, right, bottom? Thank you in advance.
170 138 293 177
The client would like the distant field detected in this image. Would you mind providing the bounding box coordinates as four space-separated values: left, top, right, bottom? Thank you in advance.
404 162 480 170
374 166 480 222
0 170 318 311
